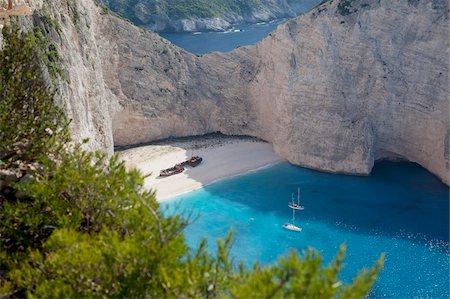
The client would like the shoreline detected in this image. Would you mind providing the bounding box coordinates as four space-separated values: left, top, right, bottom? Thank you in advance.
159 160 283 202
118 136 284 201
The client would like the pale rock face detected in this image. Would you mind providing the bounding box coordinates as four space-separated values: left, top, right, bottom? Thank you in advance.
244 0 450 182
177 17 231 32
2 0 448 184
36 0 115 154
1 0 113 154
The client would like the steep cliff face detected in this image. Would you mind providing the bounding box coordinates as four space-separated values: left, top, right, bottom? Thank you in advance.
46 0 115 155
246 0 449 181
2 0 115 154
98 0 449 183
2 0 448 184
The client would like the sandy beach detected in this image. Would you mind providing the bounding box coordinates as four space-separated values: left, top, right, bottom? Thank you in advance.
118 136 283 201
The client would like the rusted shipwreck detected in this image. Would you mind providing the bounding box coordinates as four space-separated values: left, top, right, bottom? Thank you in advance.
159 164 184 177
184 156 202 167
159 156 203 177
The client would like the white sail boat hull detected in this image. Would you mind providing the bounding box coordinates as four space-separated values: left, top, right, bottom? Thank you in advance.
283 223 302 232
284 202 302 232
288 203 304 210
287 188 304 210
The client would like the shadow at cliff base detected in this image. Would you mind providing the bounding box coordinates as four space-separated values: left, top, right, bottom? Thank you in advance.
114 131 263 152
168 160 449 248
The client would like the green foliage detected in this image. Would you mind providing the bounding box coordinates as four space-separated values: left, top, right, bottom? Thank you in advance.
0 23 384 298
7 229 225 298
230 245 384 298
2 146 174 253
39 14 62 35
0 25 69 168
32 27 65 80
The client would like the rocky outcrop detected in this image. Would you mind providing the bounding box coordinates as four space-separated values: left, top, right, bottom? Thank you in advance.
2 0 449 184
98 0 300 32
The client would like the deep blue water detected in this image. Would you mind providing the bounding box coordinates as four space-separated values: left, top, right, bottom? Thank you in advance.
160 19 285 54
163 161 450 298
160 0 321 54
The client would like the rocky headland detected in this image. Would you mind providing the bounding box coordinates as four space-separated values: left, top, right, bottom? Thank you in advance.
1 0 448 185
97 0 305 32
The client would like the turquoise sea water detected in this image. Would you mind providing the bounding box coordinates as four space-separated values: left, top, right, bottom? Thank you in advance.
163 161 449 298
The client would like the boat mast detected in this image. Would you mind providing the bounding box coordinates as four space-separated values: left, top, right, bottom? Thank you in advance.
292 207 295 225
298 187 300 205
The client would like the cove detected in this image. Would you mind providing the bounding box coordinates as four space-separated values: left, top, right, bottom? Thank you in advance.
159 1 321 54
160 19 286 54
163 161 449 298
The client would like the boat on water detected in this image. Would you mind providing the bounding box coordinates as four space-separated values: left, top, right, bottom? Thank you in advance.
288 188 304 210
283 223 302 232
283 207 302 232
159 164 184 177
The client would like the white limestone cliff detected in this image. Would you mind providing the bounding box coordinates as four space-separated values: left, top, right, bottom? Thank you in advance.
2 0 448 184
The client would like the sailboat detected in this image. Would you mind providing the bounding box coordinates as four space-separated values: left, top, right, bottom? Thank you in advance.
283 206 302 232
288 188 304 210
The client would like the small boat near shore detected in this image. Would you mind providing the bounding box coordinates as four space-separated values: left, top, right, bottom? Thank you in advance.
187 156 202 167
180 156 203 167
159 156 202 177
283 207 302 232
288 188 304 210
159 164 184 177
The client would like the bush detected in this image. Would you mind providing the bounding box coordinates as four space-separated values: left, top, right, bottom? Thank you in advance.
0 24 69 168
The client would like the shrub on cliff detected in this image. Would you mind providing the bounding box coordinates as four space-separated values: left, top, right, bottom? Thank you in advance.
0 23 383 298
0 25 69 168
